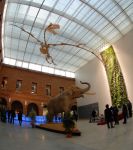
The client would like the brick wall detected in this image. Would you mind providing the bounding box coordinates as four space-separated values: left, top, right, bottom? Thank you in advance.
0 65 75 115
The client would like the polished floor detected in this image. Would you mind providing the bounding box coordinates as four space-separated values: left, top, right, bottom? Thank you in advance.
0 118 133 150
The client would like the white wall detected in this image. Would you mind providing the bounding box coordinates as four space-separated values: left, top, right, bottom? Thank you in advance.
75 29 133 114
113 29 133 103
76 58 111 114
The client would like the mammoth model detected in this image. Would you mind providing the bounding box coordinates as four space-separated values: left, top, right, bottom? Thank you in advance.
46 81 91 121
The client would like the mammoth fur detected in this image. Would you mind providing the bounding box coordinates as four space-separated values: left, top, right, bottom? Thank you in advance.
46 81 91 122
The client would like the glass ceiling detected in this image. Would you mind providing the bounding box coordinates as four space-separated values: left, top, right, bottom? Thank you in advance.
2 0 133 77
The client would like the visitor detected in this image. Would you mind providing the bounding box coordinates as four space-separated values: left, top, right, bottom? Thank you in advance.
104 104 114 128
18 111 22 126
7 109 11 123
127 100 132 118
1 107 6 122
122 103 128 124
73 110 78 122
113 105 119 125
91 110 97 123
10 109 16 124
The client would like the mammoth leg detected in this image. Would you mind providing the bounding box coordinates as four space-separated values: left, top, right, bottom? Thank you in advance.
47 112 54 122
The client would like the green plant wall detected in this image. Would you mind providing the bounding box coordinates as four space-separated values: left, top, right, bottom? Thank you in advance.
101 46 128 107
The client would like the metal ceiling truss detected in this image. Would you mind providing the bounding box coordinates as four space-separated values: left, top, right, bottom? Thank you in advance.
9 0 110 44
3 0 133 73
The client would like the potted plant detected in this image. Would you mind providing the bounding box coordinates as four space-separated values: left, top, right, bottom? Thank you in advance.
29 108 36 128
63 112 75 138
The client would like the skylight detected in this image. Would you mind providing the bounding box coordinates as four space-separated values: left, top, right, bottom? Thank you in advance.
2 0 133 75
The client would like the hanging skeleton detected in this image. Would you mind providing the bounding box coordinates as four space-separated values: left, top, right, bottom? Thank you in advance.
11 23 104 65
11 23 60 65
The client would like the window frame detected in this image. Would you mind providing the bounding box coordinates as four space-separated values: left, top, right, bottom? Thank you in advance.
16 80 22 91
59 86 64 94
46 84 51 96
31 82 37 94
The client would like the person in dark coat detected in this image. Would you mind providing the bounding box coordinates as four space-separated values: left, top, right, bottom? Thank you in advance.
113 105 119 125
7 109 11 123
10 109 16 124
91 110 97 122
1 107 6 122
127 100 132 118
71 105 78 122
122 103 128 124
104 104 114 128
18 111 23 126
73 110 78 122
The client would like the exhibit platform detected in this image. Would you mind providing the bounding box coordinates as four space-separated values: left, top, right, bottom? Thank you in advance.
36 122 81 136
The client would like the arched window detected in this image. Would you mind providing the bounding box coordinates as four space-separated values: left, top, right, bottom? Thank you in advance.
11 100 23 113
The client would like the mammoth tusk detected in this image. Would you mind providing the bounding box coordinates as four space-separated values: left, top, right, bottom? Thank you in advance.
84 92 96 95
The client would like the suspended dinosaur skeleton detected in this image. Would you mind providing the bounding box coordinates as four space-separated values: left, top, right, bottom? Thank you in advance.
11 23 104 65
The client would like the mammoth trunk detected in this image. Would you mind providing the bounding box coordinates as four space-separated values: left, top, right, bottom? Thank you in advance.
80 81 91 93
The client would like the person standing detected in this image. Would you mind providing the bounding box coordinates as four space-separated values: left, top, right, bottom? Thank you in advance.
73 110 78 122
127 100 132 118
91 110 97 122
7 109 11 123
113 105 119 125
18 111 22 126
10 109 16 124
104 104 114 128
122 103 128 124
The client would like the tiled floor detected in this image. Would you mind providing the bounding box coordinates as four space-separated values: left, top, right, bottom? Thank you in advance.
0 118 133 150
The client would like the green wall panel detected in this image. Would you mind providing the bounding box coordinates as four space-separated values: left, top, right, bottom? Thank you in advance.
101 46 128 107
